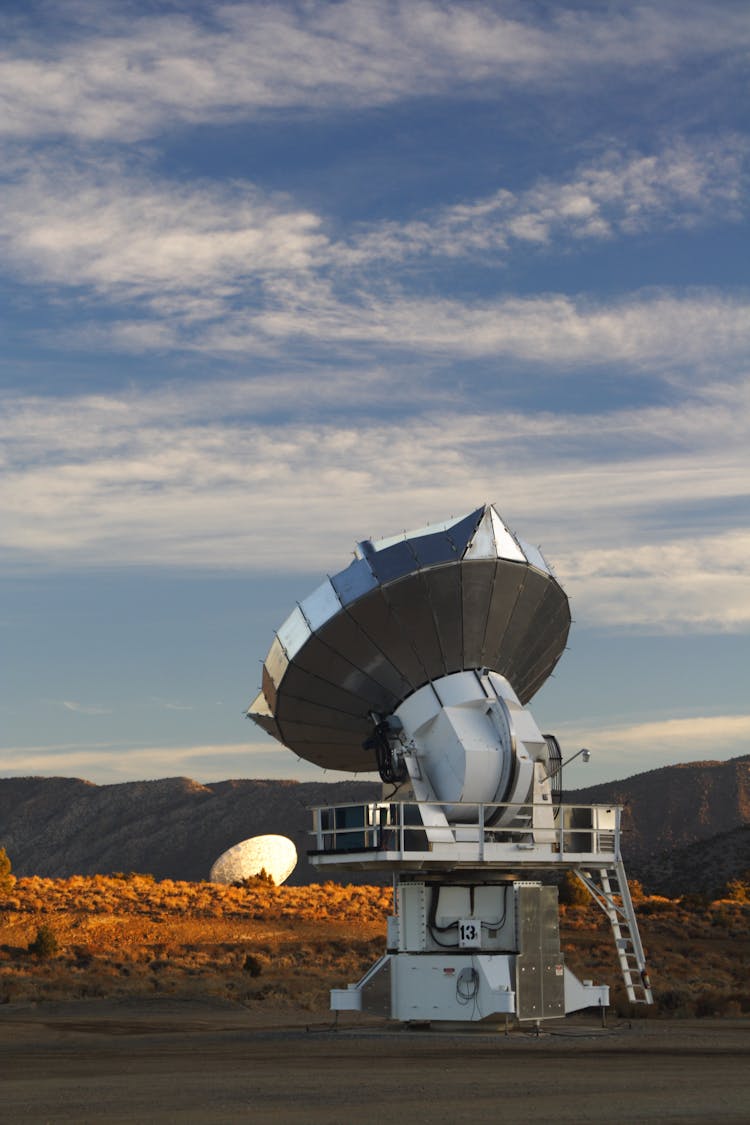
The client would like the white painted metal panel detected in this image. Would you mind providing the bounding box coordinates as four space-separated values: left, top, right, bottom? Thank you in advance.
300 578 342 631
432 669 480 707
477 955 514 993
516 537 550 574
276 605 310 658
463 507 497 559
436 885 471 925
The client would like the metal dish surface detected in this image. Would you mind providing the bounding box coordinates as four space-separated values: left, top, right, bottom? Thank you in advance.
247 504 569 771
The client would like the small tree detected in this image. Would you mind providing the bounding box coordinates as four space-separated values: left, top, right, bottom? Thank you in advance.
0 846 15 897
28 924 59 959
243 953 263 977
628 879 645 902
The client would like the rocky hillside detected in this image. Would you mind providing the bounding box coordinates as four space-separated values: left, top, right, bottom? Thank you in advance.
565 755 750 893
1 756 748 892
0 776 379 885
636 825 750 899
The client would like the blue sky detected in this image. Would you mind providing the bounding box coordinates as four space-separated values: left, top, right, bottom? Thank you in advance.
1 0 749 788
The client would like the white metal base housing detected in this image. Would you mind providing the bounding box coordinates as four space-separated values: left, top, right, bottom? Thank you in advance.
331 954 608 1022
331 880 609 1023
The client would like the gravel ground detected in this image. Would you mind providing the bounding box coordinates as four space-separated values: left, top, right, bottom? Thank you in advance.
2 1001 749 1124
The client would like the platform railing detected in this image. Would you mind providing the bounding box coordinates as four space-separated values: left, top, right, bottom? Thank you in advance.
310 800 621 862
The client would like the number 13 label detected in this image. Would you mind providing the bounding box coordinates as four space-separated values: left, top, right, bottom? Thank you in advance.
458 920 481 948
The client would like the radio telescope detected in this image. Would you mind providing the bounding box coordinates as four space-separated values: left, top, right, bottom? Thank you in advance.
210 835 297 886
247 503 652 1024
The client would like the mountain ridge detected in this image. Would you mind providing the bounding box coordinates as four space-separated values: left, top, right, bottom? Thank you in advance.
1 756 748 893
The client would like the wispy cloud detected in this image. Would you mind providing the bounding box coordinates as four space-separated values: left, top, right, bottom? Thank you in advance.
555 713 750 784
58 700 112 716
1 718 745 787
0 139 745 370
591 713 750 750
346 140 748 263
1 136 745 317
559 531 750 633
0 155 326 298
152 697 193 712
1 2 748 143
244 285 750 373
1 379 748 631
0 740 362 784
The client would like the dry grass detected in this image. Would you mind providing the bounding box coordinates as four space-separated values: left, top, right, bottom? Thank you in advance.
1 875 748 1018
0 876 390 1009
560 892 750 1018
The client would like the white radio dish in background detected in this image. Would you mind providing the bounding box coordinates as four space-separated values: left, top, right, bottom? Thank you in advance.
209 834 297 886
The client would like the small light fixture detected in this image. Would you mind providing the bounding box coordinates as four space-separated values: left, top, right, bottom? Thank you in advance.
542 746 592 782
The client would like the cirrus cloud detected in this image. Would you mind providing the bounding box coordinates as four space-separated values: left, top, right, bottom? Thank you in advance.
1 2 748 143
1 378 749 634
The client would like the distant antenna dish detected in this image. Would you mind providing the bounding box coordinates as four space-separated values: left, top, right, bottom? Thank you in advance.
247 503 569 772
209 834 297 886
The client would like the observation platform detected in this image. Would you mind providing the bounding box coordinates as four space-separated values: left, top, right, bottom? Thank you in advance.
309 800 622 874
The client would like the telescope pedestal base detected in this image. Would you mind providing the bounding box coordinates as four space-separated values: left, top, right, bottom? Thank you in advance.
331 878 610 1025
331 953 609 1024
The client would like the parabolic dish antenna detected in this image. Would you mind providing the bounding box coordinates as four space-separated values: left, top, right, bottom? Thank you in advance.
247 503 570 772
209 834 297 886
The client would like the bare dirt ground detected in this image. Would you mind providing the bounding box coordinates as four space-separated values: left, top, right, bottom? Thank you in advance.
2 1000 749 1125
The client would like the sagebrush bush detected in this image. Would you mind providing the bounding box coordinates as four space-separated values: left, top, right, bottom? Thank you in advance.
28 923 59 958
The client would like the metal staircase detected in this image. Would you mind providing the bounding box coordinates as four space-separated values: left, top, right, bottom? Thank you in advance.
574 861 654 1005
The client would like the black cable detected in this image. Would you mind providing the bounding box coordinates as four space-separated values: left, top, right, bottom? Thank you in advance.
426 883 511 946
456 967 479 1005
363 722 407 784
429 926 460 948
427 884 459 942
480 885 508 930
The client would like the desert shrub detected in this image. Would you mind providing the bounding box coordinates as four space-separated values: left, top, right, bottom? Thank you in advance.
680 892 710 912
638 897 674 915
235 868 276 888
723 879 749 904
558 871 590 907
655 988 696 1018
612 994 655 1019
243 953 264 977
694 991 744 1018
0 847 15 898
28 924 59 959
